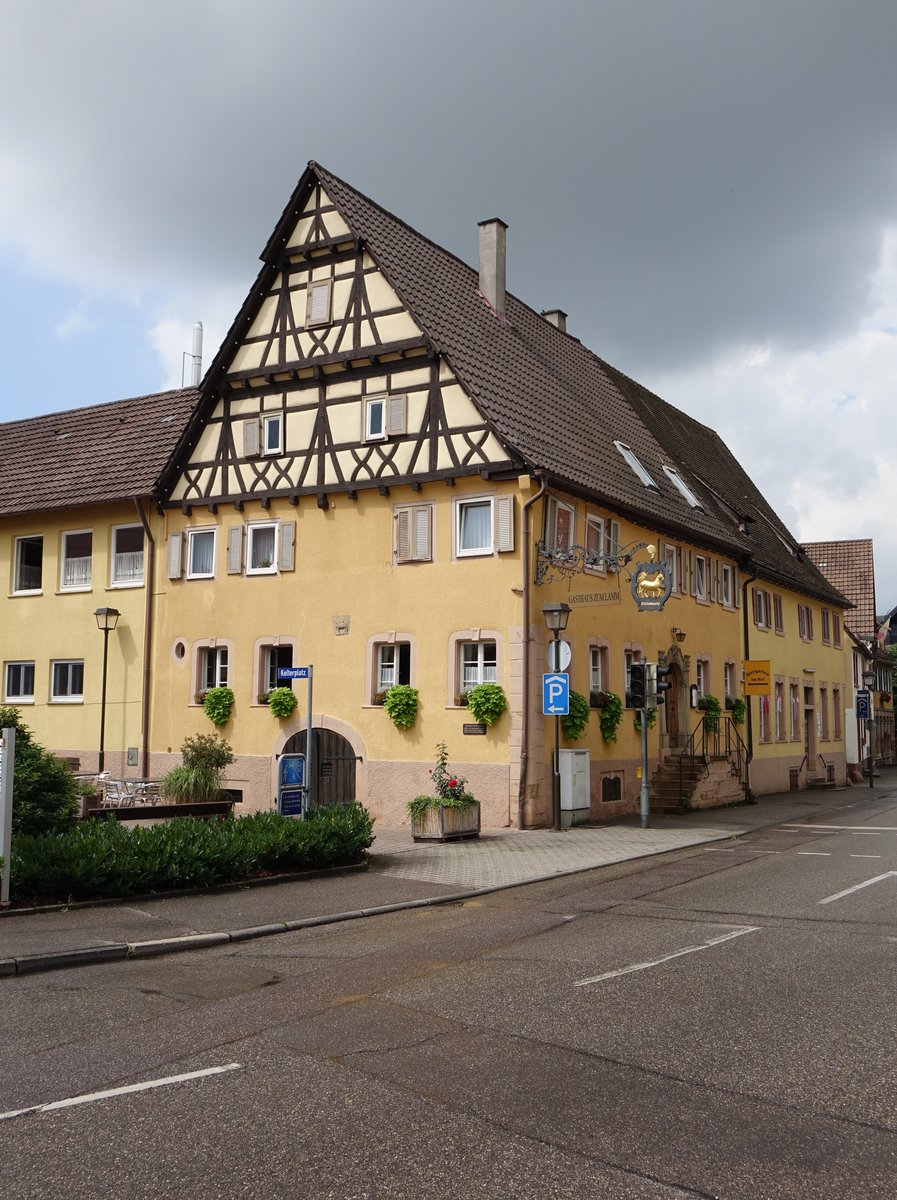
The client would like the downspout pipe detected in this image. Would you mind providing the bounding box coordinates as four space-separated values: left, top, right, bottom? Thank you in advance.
134 498 156 780
741 566 757 799
517 473 548 828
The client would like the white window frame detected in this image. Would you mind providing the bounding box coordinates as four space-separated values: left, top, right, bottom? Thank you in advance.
695 658 708 699
186 529 217 580
306 279 332 327
50 659 84 703
13 534 43 594
460 640 497 693
720 563 734 608
775 680 786 742
614 441 658 489
376 642 411 693
59 529 93 592
364 395 387 442
456 497 494 557
798 604 814 641
111 524 145 587
662 465 703 509
693 554 708 601
5 661 35 703
262 643 294 697
723 661 736 700
246 522 278 575
200 646 229 693
589 646 608 696
262 413 283 455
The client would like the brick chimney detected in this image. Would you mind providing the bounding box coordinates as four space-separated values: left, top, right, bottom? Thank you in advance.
478 218 508 318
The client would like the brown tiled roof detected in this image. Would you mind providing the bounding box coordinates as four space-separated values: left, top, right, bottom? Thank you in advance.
802 539 874 637
310 164 847 604
0 388 200 516
196 161 847 607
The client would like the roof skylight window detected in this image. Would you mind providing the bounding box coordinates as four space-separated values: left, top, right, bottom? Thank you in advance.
662 465 704 510
613 441 658 490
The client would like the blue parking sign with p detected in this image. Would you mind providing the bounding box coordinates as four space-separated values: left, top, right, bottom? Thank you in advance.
543 673 569 715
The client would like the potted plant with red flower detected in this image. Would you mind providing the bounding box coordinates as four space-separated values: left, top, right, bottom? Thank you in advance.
407 742 480 841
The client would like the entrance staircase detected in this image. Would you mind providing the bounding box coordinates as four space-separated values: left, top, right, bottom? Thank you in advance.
651 717 749 814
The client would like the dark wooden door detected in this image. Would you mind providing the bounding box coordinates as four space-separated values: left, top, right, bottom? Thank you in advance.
282 729 358 807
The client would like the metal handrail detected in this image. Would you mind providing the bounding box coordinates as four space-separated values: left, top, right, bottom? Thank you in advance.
676 716 749 808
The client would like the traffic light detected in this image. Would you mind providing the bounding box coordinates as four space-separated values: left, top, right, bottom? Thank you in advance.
654 664 673 706
630 662 647 708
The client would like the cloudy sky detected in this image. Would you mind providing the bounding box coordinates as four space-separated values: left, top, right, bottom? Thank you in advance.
2 0 896 605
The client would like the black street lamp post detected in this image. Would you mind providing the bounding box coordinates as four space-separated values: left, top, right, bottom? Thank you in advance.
542 602 571 832
94 608 121 773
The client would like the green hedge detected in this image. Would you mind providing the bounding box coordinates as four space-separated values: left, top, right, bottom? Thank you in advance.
8 805 374 906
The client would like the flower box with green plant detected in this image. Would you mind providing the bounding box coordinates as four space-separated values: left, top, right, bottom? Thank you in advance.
728 696 746 725
267 686 298 719
383 684 419 729
203 686 235 726
408 742 480 841
465 682 507 726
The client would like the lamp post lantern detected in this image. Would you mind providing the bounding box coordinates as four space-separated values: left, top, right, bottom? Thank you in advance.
542 602 571 831
94 608 121 773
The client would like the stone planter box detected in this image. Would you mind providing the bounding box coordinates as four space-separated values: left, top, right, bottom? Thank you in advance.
411 802 481 842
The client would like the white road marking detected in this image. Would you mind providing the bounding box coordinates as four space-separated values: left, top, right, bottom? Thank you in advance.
798 851 831 856
0 1063 242 1122
782 824 895 833
573 926 759 987
818 872 897 906
850 854 883 859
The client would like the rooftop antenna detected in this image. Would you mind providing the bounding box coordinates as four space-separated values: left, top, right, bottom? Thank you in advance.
181 321 203 387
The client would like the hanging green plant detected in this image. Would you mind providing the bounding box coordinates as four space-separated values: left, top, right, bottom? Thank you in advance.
203 686 235 726
267 687 298 719
699 693 722 734
593 690 624 742
729 697 746 726
466 682 507 726
383 684 419 730
634 707 658 732
561 690 590 740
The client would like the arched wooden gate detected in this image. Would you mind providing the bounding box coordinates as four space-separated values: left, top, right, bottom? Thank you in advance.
282 729 359 807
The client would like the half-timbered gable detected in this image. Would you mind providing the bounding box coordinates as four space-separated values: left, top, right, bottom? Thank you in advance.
166 173 514 509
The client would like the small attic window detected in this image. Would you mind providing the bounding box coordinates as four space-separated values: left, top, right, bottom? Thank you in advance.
614 441 658 490
775 531 796 556
662 465 703 510
306 279 332 327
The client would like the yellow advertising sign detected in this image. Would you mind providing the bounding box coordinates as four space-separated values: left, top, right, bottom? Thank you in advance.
743 660 771 695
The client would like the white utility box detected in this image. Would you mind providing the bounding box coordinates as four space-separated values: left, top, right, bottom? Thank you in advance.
559 749 590 827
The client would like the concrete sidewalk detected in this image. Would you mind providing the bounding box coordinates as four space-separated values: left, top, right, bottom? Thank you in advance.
2 773 896 977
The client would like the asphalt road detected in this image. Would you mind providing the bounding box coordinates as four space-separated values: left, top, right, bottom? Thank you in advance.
1 797 895 1199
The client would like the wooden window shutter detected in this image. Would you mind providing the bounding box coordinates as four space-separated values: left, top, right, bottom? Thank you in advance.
544 497 558 550
166 532 183 580
711 559 719 603
386 394 407 436
689 552 697 596
227 526 243 574
412 506 431 561
395 509 412 562
734 570 741 607
495 496 514 552
243 418 260 457
279 521 296 572
306 280 332 326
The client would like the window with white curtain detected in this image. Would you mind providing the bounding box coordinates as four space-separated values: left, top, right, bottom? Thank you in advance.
187 530 216 579
456 498 493 556
461 641 497 690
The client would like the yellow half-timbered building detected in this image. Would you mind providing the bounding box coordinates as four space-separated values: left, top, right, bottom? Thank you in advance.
0 163 852 824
